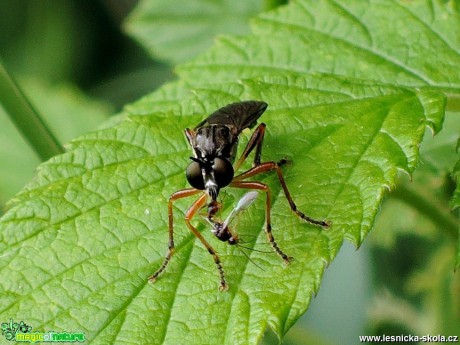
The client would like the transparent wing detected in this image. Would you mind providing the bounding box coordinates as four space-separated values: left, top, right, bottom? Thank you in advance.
222 191 259 229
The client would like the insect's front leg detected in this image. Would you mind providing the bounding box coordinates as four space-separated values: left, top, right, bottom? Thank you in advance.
183 194 229 291
148 188 201 284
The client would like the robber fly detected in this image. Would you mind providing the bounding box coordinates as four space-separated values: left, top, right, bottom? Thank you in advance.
149 101 330 291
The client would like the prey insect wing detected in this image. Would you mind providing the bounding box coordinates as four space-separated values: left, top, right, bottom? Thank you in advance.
221 191 259 230
207 191 267 271
207 191 259 237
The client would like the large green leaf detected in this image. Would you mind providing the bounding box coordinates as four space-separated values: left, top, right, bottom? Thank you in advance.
125 0 264 63
0 76 445 344
0 0 456 344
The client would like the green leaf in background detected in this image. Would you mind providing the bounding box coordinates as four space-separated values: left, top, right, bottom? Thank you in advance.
180 0 460 97
1 0 458 344
0 106 40 207
0 78 111 207
22 80 112 145
0 0 95 84
452 157 460 267
369 112 460 336
453 160 460 207
0 0 115 208
417 111 459 269
125 0 265 63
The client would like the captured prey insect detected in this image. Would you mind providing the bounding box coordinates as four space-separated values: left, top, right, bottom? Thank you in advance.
148 101 331 291
206 191 260 247
205 191 271 270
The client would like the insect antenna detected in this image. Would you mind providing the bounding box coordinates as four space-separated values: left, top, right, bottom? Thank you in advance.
235 235 256 244
235 232 273 253
237 234 276 250
235 245 265 271
236 243 273 254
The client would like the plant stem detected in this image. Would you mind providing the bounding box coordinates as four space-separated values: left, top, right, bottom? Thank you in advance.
391 184 458 240
0 59 63 161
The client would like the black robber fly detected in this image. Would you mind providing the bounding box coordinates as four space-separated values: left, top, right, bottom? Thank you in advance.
149 101 330 291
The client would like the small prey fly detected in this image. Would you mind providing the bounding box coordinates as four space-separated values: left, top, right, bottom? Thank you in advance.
206 191 259 248
149 101 330 291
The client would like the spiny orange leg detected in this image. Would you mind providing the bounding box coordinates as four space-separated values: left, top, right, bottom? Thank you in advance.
231 180 292 263
149 189 229 291
233 122 331 228
184 193 229 291
233 162 331 228
148 188 200 283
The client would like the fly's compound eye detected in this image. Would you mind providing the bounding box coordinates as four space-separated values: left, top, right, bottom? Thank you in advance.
213 158 234 188
186 160 205 190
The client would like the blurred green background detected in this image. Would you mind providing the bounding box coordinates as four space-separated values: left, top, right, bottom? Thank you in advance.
0 1 458 344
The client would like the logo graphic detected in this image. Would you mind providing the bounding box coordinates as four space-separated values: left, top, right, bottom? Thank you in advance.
1 319 32 341
1 319 85 343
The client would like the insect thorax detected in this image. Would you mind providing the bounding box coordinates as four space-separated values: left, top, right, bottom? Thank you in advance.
193 124 239 162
